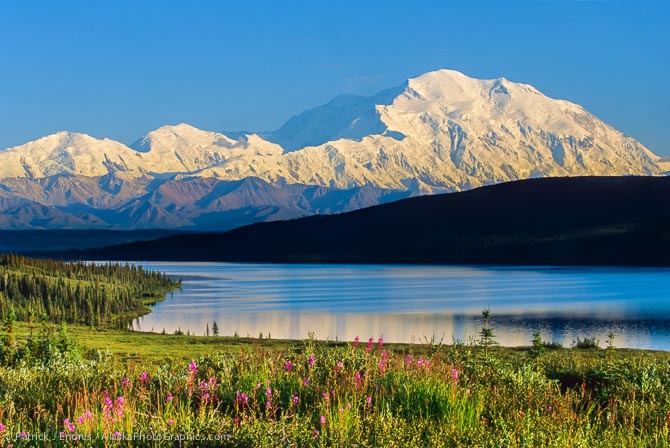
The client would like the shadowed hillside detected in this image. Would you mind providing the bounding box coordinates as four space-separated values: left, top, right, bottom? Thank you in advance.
67 176 670 266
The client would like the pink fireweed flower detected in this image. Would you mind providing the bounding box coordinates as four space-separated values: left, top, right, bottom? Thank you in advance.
336 361 343 371
451 369 459 382
366 396 372 407
236 391 249 405
308 356 315 368
354 371 362 383
378 337 384 348
265 401 272 409
121 377 130 389
202 393 211 401
320 415 326 426
20 431 28 439
366 337 374 352
168 419 174 427
140 371 148 383
406 354 413 366
189 361 197 372
347 402 352 409
63 419 75 432
112 431 121 440
378 359 386 372
303 377 310 386
284 360 293 371
322 392 330 402
417 357 431 370
77 410 93 425
165 393 173 403
266 387 273 399
353 336 360 348
0 423 7 433
291 394 299 406
312 429 319 438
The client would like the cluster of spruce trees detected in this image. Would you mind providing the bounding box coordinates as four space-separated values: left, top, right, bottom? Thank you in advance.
0 254 179 328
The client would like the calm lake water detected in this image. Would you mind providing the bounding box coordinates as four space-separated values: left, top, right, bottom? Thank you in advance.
131 262 670 350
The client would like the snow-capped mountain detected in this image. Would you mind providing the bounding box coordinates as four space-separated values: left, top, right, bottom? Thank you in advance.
0 69 666 229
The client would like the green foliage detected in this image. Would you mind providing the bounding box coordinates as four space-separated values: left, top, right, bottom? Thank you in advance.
1 333 669 447
574 337 600 349
0 253 179 329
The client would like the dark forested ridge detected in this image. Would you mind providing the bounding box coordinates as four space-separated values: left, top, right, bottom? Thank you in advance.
70 176 670 266
0 254 179 327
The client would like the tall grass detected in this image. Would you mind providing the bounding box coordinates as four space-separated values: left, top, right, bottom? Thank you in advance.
1 336 670 446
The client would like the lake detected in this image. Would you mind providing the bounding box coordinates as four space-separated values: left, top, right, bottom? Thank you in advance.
131 262 670 350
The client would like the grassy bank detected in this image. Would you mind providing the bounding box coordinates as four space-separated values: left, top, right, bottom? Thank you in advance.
1 325 670 447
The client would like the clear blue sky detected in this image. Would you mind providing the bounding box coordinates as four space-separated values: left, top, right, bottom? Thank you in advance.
1 0 669 154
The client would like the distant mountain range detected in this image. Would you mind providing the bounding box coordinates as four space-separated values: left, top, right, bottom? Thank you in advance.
0 69 667 230
69 176 670 266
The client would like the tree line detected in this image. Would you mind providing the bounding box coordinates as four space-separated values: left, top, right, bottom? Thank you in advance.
0 253 179 328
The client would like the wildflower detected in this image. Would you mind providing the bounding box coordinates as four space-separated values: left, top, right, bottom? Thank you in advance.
303 377 310 386
353 336 360 348
0 423 6 433
378 359 386 372
291 394 299 406
322 392 330 402
406 354 413 366
63 419 75 432
547 405 553 411
116 396 125 406
140 371 148 383
20 431 28 439
189 361 197 372
366 337 374 352
199 381 208 392
378 337 384 348
312 429 320 438
113 431 121 440
202 393 211 401
339 407 344 413
354 372 362 383
366 396 372 407
168 419 174 427
451 369 459 382
320 415 326 426
77 410 93 424
266 387 273 399
336 361 343 370
284 360 293 371
165 393 173 403
121 377 130 389
347 402 352 409
265 401 272 409
308 355 315 368
236 391 249 405
255 382 262 390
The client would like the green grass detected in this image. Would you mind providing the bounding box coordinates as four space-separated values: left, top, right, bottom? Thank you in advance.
2 325 670 446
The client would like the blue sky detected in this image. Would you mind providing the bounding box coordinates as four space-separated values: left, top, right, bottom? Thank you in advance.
1 1 669 154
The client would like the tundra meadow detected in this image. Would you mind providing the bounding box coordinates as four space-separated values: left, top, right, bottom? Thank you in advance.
2 323 670 447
